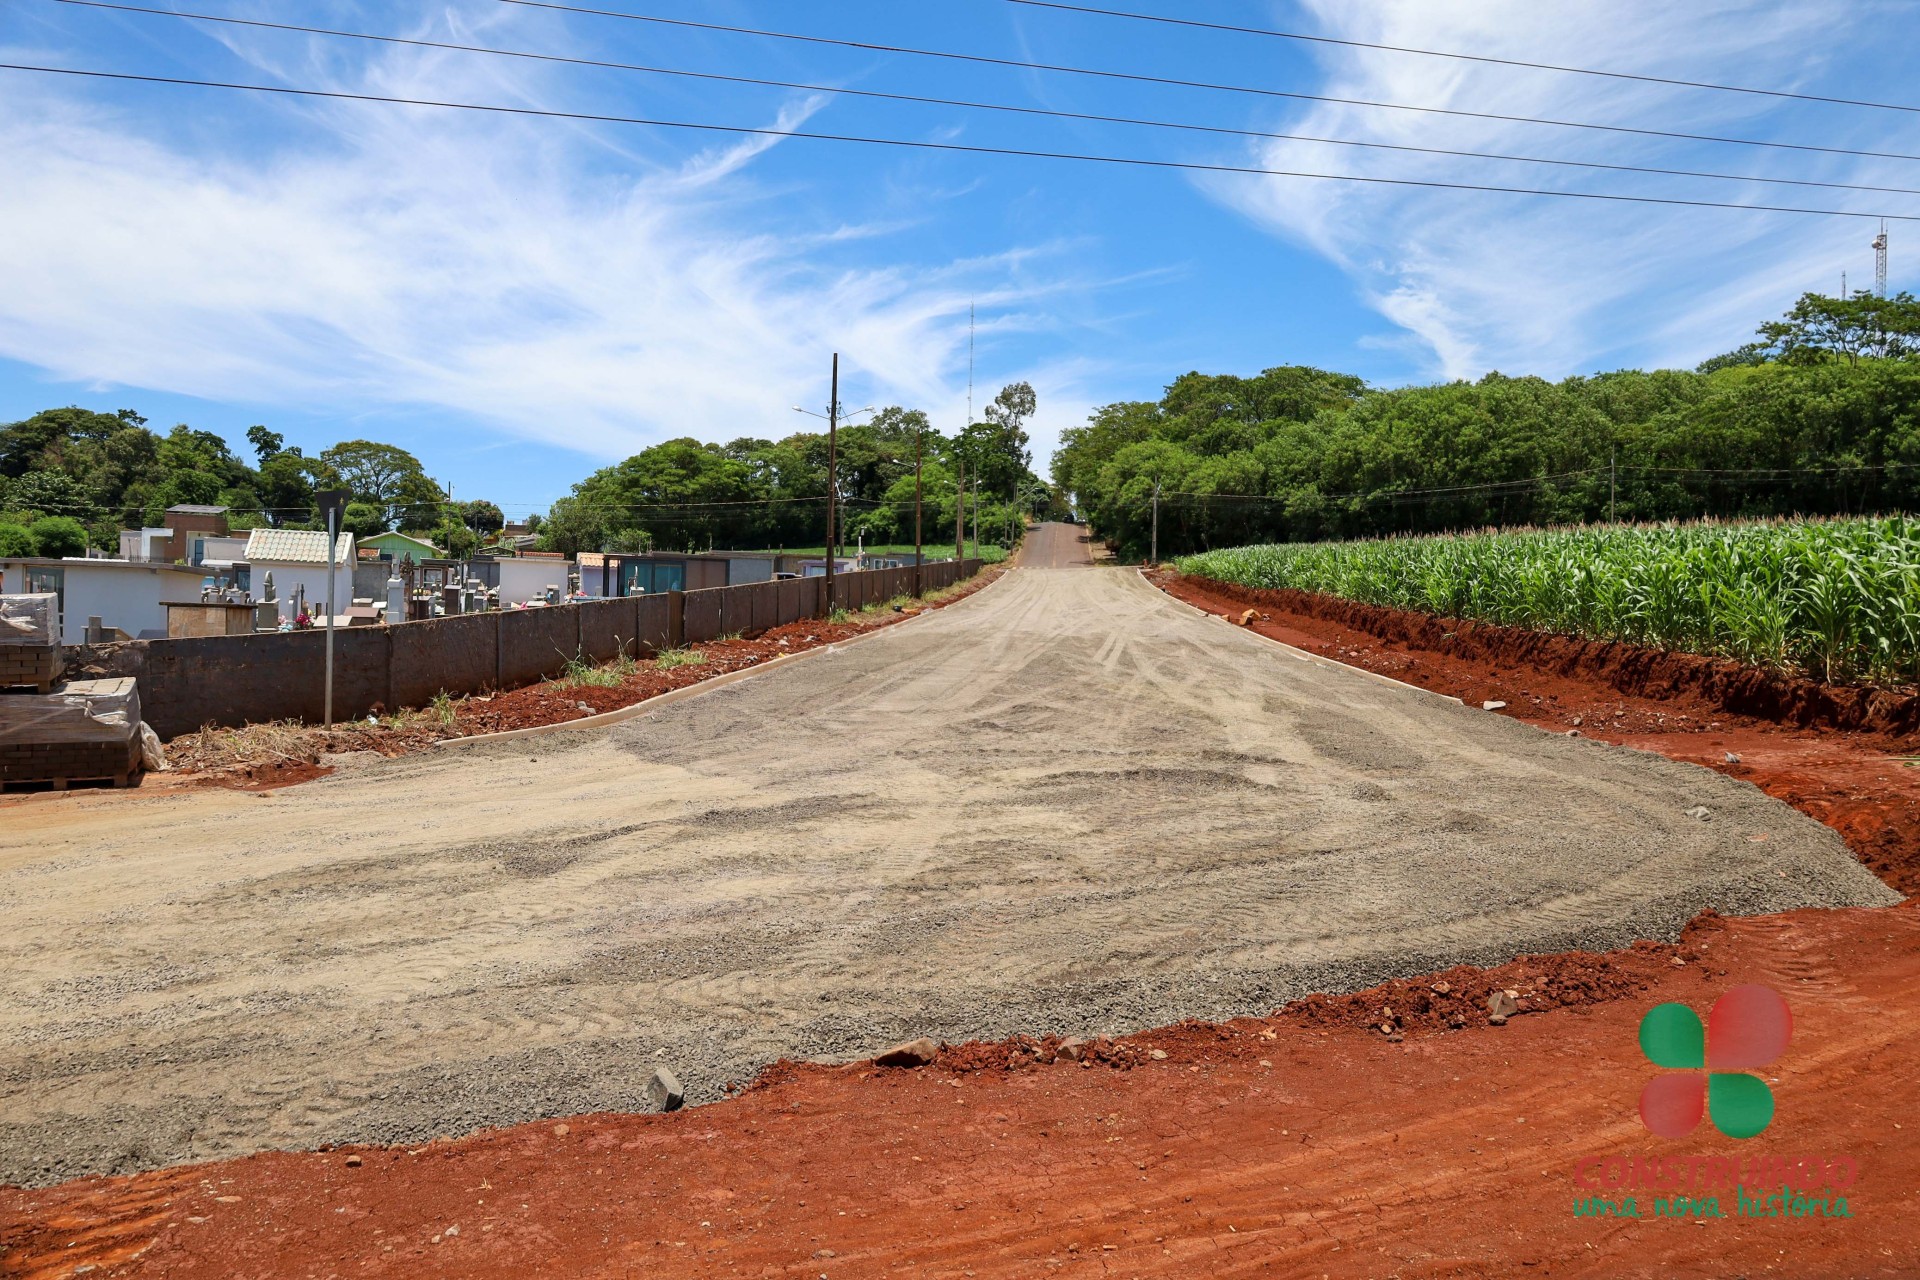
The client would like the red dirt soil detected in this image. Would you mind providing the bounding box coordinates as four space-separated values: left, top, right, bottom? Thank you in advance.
1158 570 1920 898
5 905 1915 1279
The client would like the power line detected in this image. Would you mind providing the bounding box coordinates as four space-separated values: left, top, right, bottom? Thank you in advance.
1006 0 1920 117
5 62 1915 221
54 0 1920 201
490 0 1920 166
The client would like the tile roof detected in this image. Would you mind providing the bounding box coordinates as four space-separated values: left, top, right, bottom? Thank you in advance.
165 504 230 515
244 528 355 565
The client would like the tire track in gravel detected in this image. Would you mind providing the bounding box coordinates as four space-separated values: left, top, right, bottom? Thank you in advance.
0 524 1895 1186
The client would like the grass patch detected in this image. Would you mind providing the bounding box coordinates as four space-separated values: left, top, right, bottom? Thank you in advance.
555 650 640 688
655 646 707 670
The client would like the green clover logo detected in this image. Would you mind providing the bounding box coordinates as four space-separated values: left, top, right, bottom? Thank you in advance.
1639 984 1792 1139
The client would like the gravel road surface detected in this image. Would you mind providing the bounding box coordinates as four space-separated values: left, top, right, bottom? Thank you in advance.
0 523 1894 1185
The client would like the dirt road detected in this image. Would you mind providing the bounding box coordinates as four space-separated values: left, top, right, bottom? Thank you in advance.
0 524 1893 1186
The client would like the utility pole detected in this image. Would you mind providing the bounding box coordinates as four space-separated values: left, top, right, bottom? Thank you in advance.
954 453 965 562
913 423 924 596
825 353 838 613
971 475 980 557
1609 448 1617 524
1150 481 1161 565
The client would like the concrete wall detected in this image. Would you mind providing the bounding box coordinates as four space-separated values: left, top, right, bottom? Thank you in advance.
100 557 986 737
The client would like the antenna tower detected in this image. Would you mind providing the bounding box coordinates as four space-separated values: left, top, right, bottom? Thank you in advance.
1873 220 1889 296
967 305 983 429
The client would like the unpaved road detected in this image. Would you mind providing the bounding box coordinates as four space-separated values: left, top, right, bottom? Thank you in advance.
0 524 1894 1186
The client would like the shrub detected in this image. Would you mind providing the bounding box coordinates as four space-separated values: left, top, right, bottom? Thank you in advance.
26 515 86 557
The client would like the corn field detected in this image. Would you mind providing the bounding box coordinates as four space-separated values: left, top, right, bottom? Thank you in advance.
1178 517 1920 687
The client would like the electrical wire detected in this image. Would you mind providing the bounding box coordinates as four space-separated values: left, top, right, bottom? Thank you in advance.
1005 0 1920 117
52 0 1920 200
490 0 1920 166
5 62 1915 221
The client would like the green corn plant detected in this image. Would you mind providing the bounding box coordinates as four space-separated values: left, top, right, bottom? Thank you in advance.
1178 515 1920 687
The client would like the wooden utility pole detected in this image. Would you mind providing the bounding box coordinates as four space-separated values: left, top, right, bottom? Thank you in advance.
913 424 924 596
1609 447 1617 524
1150 481 1161 565
825 353 838 612
971 476 980 558
954 454 965 562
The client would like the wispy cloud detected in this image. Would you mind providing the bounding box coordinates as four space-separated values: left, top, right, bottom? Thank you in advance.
1204 0 1901 380
0 3 1107 461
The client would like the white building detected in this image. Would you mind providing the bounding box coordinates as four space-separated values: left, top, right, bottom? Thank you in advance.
0 557 210 643
492 556 573 606
245 528 356 625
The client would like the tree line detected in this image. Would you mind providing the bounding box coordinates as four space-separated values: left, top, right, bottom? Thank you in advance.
543 384 1058 557
0 381 1062 561
1055 291 1920 559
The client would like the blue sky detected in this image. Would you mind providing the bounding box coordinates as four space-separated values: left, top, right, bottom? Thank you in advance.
2 0 1914 517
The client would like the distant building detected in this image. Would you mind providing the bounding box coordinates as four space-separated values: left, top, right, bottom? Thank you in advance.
469 552 573 604
244 528 355 622
116 504 234 565
0 555 209 643
359 530 441 562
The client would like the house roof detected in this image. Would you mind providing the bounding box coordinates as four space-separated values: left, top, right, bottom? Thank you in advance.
165 504 230 516
244 528 355 565
363 530 440 552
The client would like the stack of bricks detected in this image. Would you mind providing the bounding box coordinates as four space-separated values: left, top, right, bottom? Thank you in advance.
0 643 61 694
0 739 136 789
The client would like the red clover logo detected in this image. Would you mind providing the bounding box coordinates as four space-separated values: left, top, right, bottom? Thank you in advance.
1639 984 1792 1140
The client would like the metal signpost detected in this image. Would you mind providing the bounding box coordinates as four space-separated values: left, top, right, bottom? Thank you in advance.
315 488 348 729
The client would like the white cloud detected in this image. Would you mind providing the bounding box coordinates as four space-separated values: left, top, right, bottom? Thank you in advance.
1206 0 1902 379
0 4 1104 465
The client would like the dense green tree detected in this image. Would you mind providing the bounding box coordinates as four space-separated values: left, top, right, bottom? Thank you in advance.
27 515 88 557
537 495 607 557
0 407 507 550
436 520 478 560
1758 291 1920 365
1060 359 1920 558
4 470 97 522
0 523 35 556
340 501 391 539
254 451 317 527
245 425 285 463
319 440 430 505
462 499 505 536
